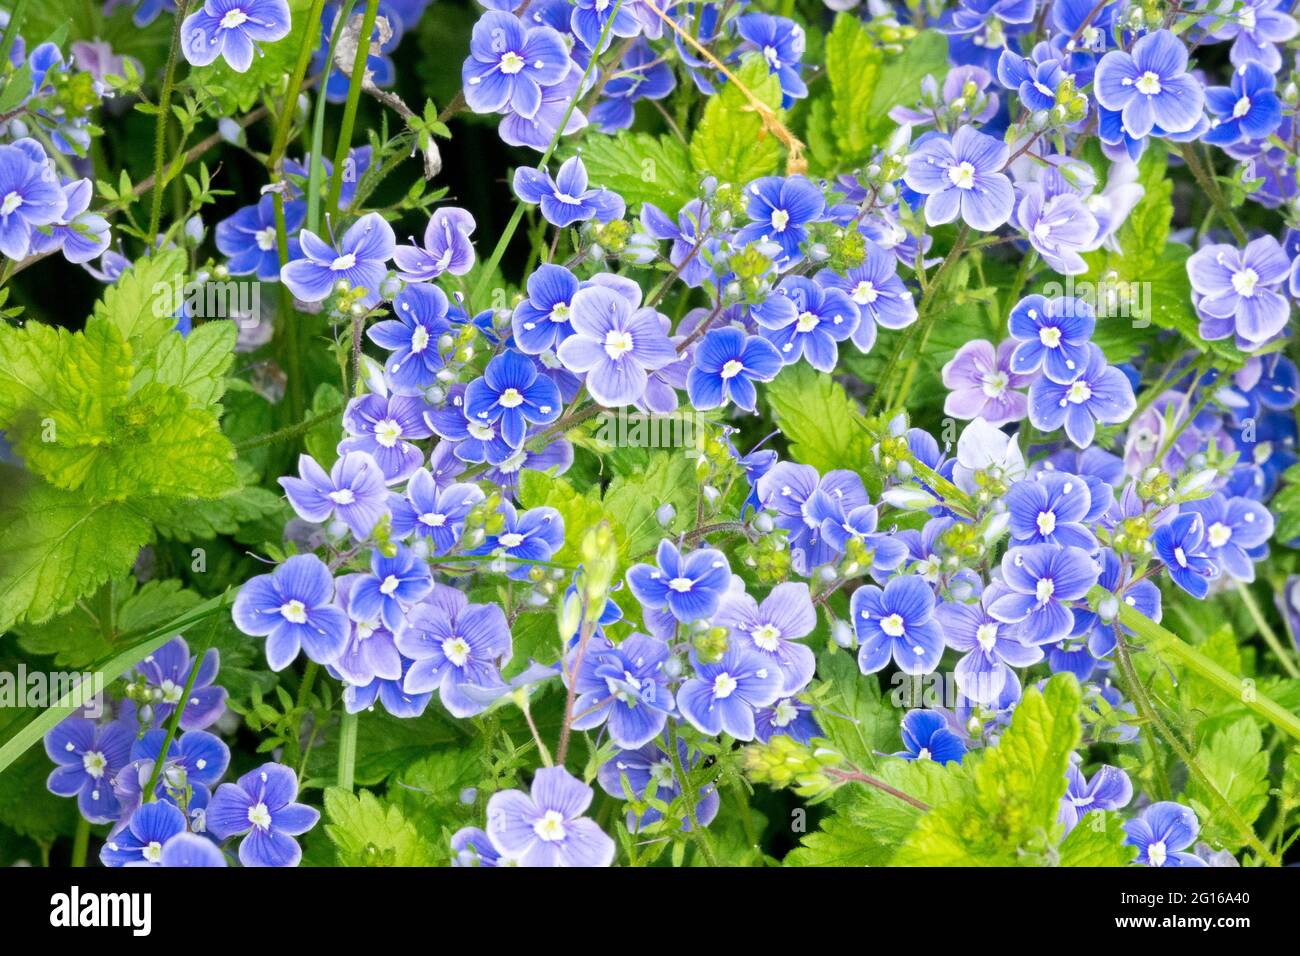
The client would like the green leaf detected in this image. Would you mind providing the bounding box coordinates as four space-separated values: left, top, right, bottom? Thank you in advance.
893 675 1082 865
577 131 696 216
138 484 285 541
139 320 237 406
811 649 900 770
90 248 188 359
689 56 783 185
1058 811 1137 866
1185 717 1270 850
765 362 880 491
322 787 441 867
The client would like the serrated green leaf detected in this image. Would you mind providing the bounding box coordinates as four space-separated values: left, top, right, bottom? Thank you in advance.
1058 810 1137 866
577 131 696 216
689 56 783 185
1185 717 1270 851
765 362 880 492
140 320 237 406
323 787 441 867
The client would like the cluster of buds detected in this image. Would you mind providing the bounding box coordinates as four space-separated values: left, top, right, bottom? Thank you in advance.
1108 511 1157 559
740 523 792 584
742 736 840 797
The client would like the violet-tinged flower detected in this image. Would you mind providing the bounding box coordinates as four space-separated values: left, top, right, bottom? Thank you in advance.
338 391 434 484
754 697 822 744
820 504 910 581
567 632 674 748
465 349 562 447
814 242 917 352
207 763 319 867
1204 63 1283 147
893 710 967 764
392 206 475 281
28 177 112 265
216 194 303 280
347 545 433 632
130 728 230 797
942 338 1031 425
160 832 227 867
570 0 643 52
279 451 388 538
677 642 784 740
757 462 868 574
627 539 731 623
1059 762 1132 833
390 470 484 554
512 263 581 354
341 656 434 717
368 282 452 394
280 212 395 307
1013 178 1099 275
758 275 859 371
554 284 676 406
903 125 1013 231
1067 548 1159 660
952 416 1027 494
935 584 1044 705
852 574 945 675
1182 492 1273 582
100 802 187 867
180 0 292 72
331 573 403 685
686 327 782 412
461 11 571 117
1029 343 1136 448
232 554 350 670
45 717 134 823
1188 235 1291 349
1008 294 1094 383
1207 0 1298 73
451 826 503 867
1093 29 1204 138
640 199 715 288
499 62 589 150
1152 511 1220 599
733 175 826 268
475 501 564 578
989 544 1099 645
486 766 614 866
590 38 675 131
513 155 625 227
395 583 511 717
1124 801 1206 867
715 582 817 694
1005 471 1096 549
130 637 227 732
0 140 67 260
597 738 720 832
732 13 807 106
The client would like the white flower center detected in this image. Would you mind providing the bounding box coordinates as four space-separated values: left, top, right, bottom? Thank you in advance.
947 161 976 189
1233 95 1252 118
329 252 356 271
752 623 782 651
379 574 401 596
796 310 820 332
1136 71 1162 95
143 841 163 863
442 636 471 667
82 750 107 779
1067 380 1092 404
500 51 525 75
881 613 906 637
720 359 744 379
981 370 1008 397
1035 577 1055 603
549 302 570 323
1036 510 1057 536
533 809 567 841
1148 840 1167 866
1232 267 1259 297
0 191 23 216
280 599 308 624
499 387 524 408
498 532 524 548
248 802 272 830
220 8 250 29
668 576 693 593
1039 325 1062 348
852 280 879 305
374 418 402 447
410 325 430 353
713 672 738 699
772 698 798 726
770 209 790 232
1207 522 1232 548
1173 546 1188 568
976 622 999 652
328 488 355 505
254 226 277 251
604 329 634 360
419 511 447 527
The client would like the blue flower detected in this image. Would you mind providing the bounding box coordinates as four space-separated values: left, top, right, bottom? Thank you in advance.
1207 0 1297 74
159 832 227 867
1029 343 1137 448
1123 801 1206 867
639 199 715 288
570 0 643 52
686 326 782 412
988 544 1099 645
756 276 859 372
590 38 675 131
476 501 565 578
465 349 563 447
128 637 227 732
996 48 1068 113
555 283 676 406
1007 294 1094 383
514 155 625 227
207 763 320 867
232 554 351 671
451 826 502 867
44 717 134 823
757 462 869 574
820 504 911 581
331 574 403 686
733 175 826 268
340 656 434 717
677 642 784 739
461 11 571 117
715 582 817 694
216 194 303 280
511 263 581 354
568 632 674 748
1152 511 1220 599
1059 762 1131 833
1094 29 1204 138
935 584 1044 704
28 177 112 265
100 802 188 867
814 242 917 351
392 206 476 280
0 140 68 260
180 0 292 73
390 469 484 555
627 539 731 623
339 391 434 483
396 583 511 717
1204 62 1283 147
347 545 433 632
596 737 720 832
754 697 822 744
903 125 1014 231
732 13 807 106
130 728 230 795
368 282 452 394
1005 471 1096 549
486 766 615 866
893 710 967 764
852 574 946 675
279 451 388 539
1067 548 1160 659
280 212 395 307
1183 491 1274 582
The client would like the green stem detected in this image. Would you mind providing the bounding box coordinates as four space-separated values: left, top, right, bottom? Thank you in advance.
1236 581 1300 679
668 723 719 866
307 0 356 233
235 404 343 453
71 816 90 868
268 0 329 169
143 655 204 801
325 0 380 220
147 0 191 241
0 0 29 75
1178 142 1247 244
337 710 358 791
